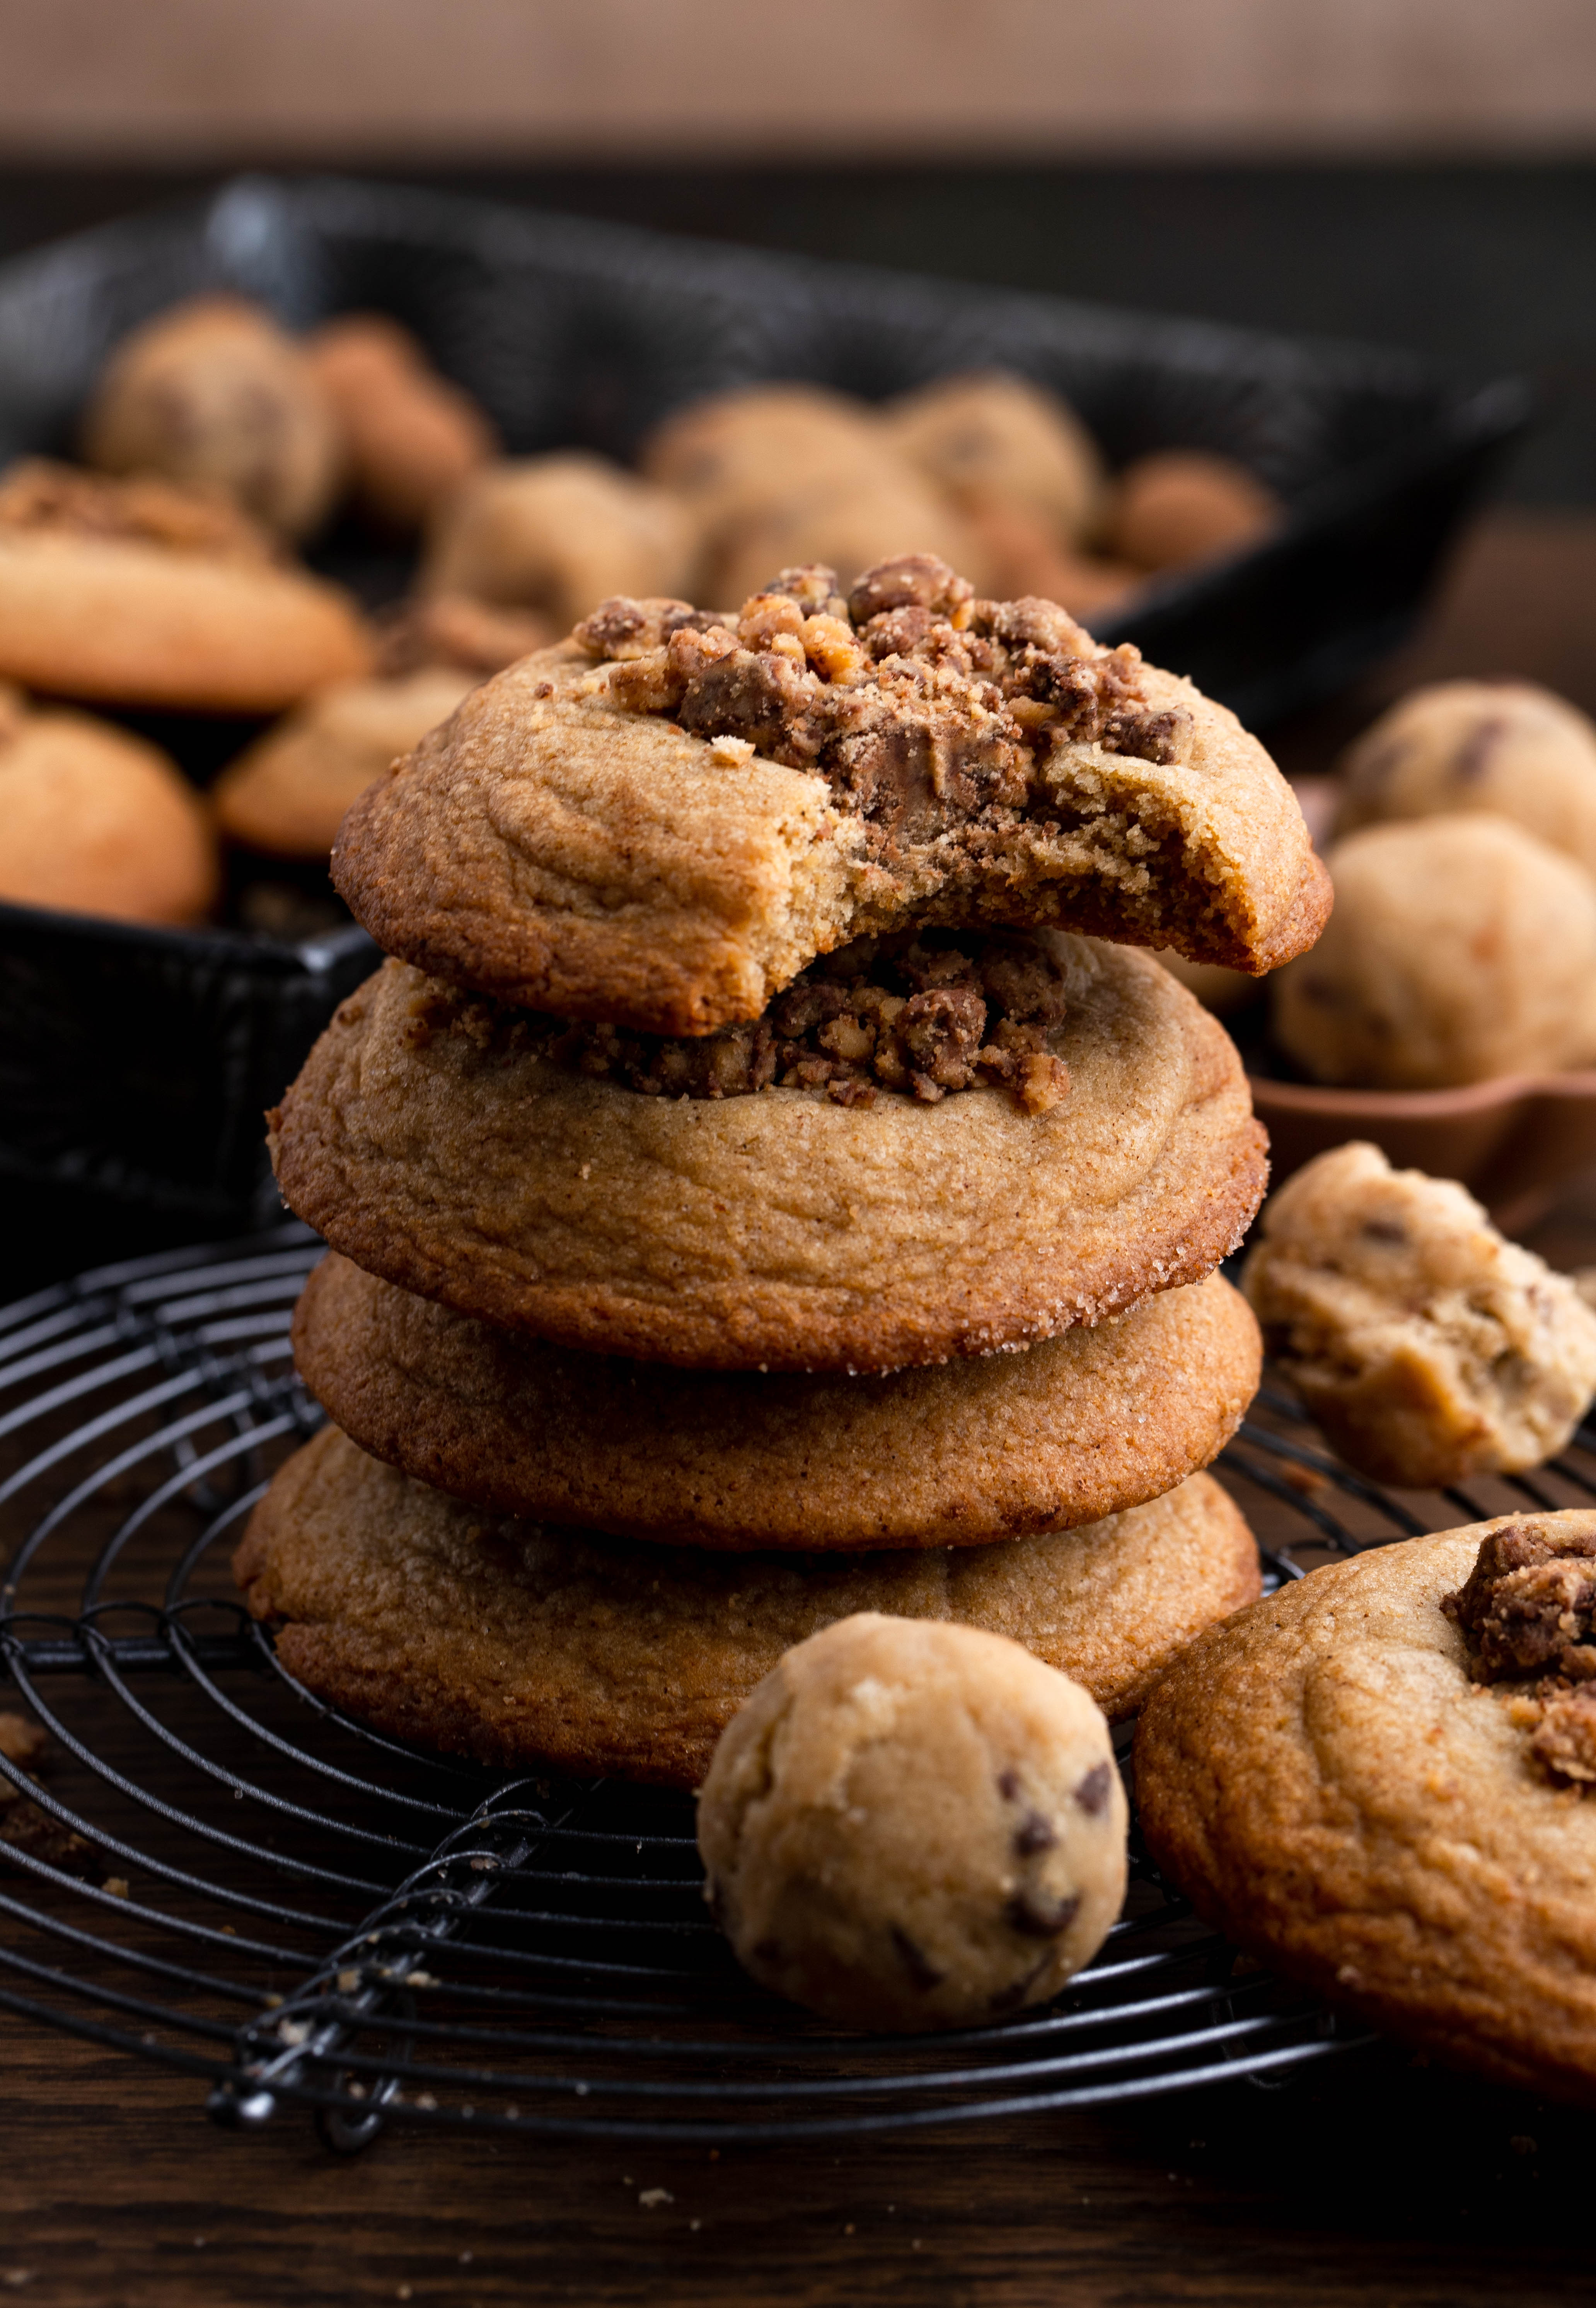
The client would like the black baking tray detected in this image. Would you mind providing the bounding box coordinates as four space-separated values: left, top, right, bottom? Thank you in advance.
0 172 1532 1247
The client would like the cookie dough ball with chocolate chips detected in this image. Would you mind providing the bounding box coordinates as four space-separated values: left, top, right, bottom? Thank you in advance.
1105 450 1281 574
306 313 497 532
882 370 1107 546
82 295 342 540
1272 816 1596 1089
1243 1141 1596 1487
697 1613 1127 2031
1335 680 1596 880
422 454 697 631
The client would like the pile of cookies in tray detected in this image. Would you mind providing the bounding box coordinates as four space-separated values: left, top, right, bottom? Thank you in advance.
0 290 1277 934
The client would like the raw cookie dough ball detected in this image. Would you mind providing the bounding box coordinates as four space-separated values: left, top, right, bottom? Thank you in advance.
422 454 696 630
882 369 1107 545
1335 679 1596 880
0 695 218 924
1242 1141 1596 1487
1272 817 1596 1089
213 666 476 858
82 295 342 540
306 313 497 532
697 1613 1127 2032
1105 450 1280 573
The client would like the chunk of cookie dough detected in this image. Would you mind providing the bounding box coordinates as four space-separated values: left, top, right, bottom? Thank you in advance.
269 936 1268 1372
293 1255 1261 1550
1135 1511 1596 2103
1243 1143 1596 1488
0 460 371 712
236 1426 1253 1783
330 554 1330 1035
1335 679 1596 881
697 1613 1127 2030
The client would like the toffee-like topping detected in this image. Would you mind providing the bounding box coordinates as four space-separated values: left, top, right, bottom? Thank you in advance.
573 553 1193 862
0 457 275 562
1443 1519 1596 1786
402 929 1073 1115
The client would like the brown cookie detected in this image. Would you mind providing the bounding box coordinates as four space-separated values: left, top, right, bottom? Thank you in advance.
293 1255 1260 1550
305 313 497 531
268 936 1268 1372
0 461 371 712
1103 451 1281 573
330 559 1329 1035
421 454 697 631
1134 1511 1596 2104
235 1425 1262 1786
882 370 1107 546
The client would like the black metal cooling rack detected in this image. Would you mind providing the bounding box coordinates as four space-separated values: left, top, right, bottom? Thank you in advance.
5 1231 1595 2151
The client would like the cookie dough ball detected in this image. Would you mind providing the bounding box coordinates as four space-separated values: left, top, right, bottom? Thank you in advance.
0 696 217 924
1272 816 1596 1089
697 1613 1127 2032
213 667 476 859
1336 680 1596 880
306 314 497 532
1243 1142 1596 1487
1105 450 1280 573
422 454 696 630
82 296 341 540
883 370 1107 545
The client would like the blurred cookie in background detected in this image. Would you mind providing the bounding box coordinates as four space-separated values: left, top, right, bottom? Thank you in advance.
306 313 498 533
881 369 1107 547
373 592 555 677
422 452 698 629
0 686 218 925
1336 678 1596 879
1272 816 1596 1090
81 295 343 541
1105 449 1281 574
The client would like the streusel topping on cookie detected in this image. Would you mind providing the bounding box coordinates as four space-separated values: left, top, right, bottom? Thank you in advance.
1444 1518 1596 1786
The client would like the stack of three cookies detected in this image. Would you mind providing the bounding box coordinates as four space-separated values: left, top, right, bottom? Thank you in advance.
240 551 1332 1791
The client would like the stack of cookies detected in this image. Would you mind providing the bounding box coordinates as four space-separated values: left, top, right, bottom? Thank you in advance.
238 551 1331 1790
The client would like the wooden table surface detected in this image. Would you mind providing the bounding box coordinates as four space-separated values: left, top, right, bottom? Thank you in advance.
7 510 1596 2305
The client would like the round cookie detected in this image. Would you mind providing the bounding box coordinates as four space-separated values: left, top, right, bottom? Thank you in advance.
1242 1142 1596 1489
1134 1510 1596 2104
698 1613 1127 2031
0 697 217 924
882 370 1107 545
234 1425 1263 1784
82 295 341 539
268 936 1268 1371
1104 451 1280 573
305 313 496 531
421 454 697 631
330 559 1330 1035
705 468 990 619
213 667 476 858
1272 816 1596 1089
293 1255 1261 1550
639 383 887 521
1335 679 1596 880
0 460 371 712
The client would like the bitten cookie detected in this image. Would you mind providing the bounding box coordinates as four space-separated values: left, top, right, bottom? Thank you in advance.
0 461 371 712
234 1426 1261 1784
1241 1143 1596 1488
0 694 218 924
1135 1511 1596 2104
1335 679 1596 880
269 934 1268 1371
82 295 342 539
1272 816 1596 1089
213 667 476 858
293 1255 1261 1550
331 555 1330 1034
698 1614 1127 2031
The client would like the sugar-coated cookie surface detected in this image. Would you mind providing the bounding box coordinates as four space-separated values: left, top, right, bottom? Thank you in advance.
1243 1143 1596 1487
1135 1511 1596 2102
233 1428 1260 1785
698 1614 1127 2030
269 937 1267 1371
331 555 1329 1035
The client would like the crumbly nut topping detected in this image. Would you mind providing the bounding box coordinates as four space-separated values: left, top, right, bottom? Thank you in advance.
402 929 1072 1114
0 457 276 562
1443 1521 1596 1784
572 553 1193 858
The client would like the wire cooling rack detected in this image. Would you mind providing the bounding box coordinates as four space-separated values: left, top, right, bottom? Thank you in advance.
4 1231 1594 2150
